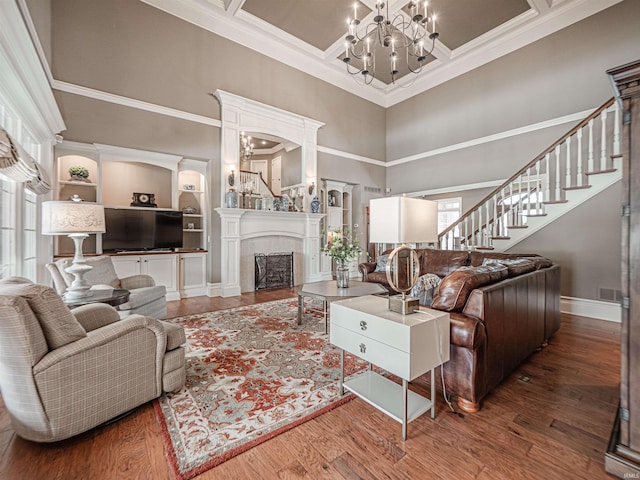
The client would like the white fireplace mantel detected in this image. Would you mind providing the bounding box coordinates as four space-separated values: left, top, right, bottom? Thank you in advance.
215 208 329 297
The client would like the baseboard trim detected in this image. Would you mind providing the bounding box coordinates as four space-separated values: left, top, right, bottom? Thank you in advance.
207 282 221 297
561 295 621 322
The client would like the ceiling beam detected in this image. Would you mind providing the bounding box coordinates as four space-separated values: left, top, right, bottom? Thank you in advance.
225 0 245 17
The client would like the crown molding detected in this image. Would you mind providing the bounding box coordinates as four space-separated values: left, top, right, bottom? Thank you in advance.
0 1 65 141
52 79 221 127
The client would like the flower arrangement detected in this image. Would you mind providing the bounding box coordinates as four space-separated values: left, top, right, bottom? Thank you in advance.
68 165 89 181
321 228 362 266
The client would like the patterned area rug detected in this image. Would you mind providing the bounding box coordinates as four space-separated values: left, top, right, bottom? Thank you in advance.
154 298 368 480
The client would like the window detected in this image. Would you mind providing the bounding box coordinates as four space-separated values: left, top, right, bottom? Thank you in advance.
0 97 46 281
435 197 462 249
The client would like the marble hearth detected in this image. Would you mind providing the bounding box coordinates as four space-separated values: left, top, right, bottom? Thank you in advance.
215 208 329 297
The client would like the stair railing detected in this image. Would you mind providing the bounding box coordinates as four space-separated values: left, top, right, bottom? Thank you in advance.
239 170 275 208
438 97 620 250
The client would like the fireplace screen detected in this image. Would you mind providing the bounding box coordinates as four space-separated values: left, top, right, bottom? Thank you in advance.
254 252 294 290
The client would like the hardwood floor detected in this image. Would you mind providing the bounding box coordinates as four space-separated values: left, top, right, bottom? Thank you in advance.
0 289 620 479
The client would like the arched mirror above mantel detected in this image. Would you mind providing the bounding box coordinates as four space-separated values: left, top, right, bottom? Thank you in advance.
213 91 328 297
213 90 323 212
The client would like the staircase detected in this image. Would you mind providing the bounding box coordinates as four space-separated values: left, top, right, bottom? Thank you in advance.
438 97 622 251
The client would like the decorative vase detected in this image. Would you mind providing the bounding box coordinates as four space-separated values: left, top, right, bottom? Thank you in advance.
225 189 238 208
280 195 290 212
336 264 350 288
311 196 320 213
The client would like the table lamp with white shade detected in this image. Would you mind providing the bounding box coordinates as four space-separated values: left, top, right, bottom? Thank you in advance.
41 197 106 300
369 195 439 314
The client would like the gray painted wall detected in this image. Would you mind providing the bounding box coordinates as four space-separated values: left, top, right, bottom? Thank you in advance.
385 0 640 300
44 0 387 284
35 0 636 300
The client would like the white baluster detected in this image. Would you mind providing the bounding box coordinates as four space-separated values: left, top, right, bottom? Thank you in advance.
565 137 571 189
508 181 515 226
588 119 594 173
492 195 497 238
600 108 608 171
471 212 475 247
555 145 561 201
464 217 469 249
614 102 621 156
544 153 551 206
485 201 491 244
478 206 483 247
526 167 532 212
534 161 540 214
576 128 583 187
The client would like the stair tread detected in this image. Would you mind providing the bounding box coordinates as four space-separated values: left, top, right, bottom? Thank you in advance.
526 213 548 217
542 200 569 204
563 185 592 191
611 154 623 159
586 168 617 175
507 225 528 229
474 246 495 251
491 236 511 240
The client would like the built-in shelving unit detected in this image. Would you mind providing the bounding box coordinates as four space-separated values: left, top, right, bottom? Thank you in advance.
321 179 356 276
52 142 209 298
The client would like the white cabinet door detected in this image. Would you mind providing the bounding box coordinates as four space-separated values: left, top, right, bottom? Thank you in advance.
327 207 342 230
179 252 207 297
142 254 178 300
110 256 142 279
111 254 179 300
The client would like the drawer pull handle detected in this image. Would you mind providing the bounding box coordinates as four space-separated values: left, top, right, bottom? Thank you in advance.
360 321 367 331
359 343 366 354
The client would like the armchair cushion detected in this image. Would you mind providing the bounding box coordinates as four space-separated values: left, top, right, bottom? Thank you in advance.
159 320 187 350
54 256 120 289
0 282 86 349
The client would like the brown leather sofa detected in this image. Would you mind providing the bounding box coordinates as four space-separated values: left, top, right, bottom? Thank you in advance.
359 249 560 413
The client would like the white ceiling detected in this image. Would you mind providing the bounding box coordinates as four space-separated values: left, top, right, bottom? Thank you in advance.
141 0 623 107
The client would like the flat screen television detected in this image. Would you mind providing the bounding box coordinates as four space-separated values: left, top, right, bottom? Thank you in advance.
102 208 183 252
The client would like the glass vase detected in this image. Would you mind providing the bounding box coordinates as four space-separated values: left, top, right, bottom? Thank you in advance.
336 264 350 288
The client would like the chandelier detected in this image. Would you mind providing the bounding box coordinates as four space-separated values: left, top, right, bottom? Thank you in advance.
240 132 254 161
344 1 439 86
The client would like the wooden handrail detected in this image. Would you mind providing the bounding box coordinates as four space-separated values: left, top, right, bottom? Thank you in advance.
438 96 615 239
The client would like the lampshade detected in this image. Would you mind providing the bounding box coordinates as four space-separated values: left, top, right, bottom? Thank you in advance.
369 196 438 244
41 201 106 235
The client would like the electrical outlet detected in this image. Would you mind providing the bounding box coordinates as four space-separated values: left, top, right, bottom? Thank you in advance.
353 224 358 228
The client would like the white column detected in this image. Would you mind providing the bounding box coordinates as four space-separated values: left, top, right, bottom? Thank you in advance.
215 208 245 297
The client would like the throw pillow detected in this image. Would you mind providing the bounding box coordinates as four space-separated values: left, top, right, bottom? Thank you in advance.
0 282 86 349
410 273 442 306
374 254 389 272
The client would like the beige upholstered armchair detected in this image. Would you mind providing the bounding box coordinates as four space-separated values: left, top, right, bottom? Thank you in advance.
46 255 167 318
0 277 186 442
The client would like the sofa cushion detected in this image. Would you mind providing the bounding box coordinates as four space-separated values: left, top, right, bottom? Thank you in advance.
410 273 441 306
374 254 389 272
0 282 86 349
431 264 508 312
469 251 541 267
481 257 536 277
418 249 469 278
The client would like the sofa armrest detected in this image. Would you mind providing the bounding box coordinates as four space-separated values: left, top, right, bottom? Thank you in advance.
120 274 155 289
449 312 486 350
358 262 377 280
72 303 121 331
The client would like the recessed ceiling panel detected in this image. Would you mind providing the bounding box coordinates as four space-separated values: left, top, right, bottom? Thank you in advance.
405 0 531 50
242 0 371 51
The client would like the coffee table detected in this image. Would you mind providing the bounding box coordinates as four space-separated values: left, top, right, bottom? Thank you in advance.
63 288 130 309
297 280 387 333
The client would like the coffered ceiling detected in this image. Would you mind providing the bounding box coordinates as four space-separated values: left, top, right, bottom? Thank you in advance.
142 0 623 107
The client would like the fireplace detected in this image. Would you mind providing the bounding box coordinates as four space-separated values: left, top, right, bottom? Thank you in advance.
255 252 294 290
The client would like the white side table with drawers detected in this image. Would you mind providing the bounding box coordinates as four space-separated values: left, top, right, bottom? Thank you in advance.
330 295 450 440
